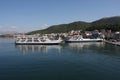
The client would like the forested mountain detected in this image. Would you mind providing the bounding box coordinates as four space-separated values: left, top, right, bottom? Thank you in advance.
27 16 120 34
86 16 120 31
27 21 91 34
92 16 120 25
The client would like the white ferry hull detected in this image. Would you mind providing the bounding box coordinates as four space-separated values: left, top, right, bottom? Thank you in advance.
66 39 103 43
66 35 103 43
15 42 62 45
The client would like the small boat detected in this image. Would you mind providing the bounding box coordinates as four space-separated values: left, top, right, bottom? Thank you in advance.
65 35 103 43
15 36 63 45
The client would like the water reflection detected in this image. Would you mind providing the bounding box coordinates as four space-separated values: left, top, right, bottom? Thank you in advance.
65 42 103 54
67 42 105 49
15 42 120 56
67 42 120 56
15 42 105 54
15 45 62 54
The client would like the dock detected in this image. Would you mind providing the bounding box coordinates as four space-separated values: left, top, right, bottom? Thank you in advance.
104 40 120 46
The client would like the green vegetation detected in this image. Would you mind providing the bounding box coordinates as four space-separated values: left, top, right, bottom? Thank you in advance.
27 16 120 34
27 21 91 34
86 16 120 31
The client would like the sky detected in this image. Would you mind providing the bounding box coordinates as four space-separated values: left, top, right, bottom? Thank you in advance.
0 0 120 33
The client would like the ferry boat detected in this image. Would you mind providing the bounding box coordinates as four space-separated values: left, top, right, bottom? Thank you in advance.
15 36 63 45
65 35 103 43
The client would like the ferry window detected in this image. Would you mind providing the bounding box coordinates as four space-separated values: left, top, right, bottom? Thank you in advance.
27 38 32 42
34 38 39 42
21 38 26 42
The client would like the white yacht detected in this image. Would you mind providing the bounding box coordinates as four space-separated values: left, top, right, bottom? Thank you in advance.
65 35 103 43
15 36 63 45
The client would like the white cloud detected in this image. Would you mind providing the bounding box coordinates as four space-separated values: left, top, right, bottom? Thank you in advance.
10 26 17 29
40 24 49 29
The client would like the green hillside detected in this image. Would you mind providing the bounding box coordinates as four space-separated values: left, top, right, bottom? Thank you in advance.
92 16 120 24
86 16 120 31
27 21 91 34
27 16 120 34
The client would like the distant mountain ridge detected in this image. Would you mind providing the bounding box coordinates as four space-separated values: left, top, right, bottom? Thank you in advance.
27 16 120 34
0 31 17 35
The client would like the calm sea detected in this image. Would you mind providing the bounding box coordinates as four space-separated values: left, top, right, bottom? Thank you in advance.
0 38 120 80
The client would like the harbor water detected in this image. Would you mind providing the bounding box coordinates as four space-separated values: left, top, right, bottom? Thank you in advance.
0 38 120 80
